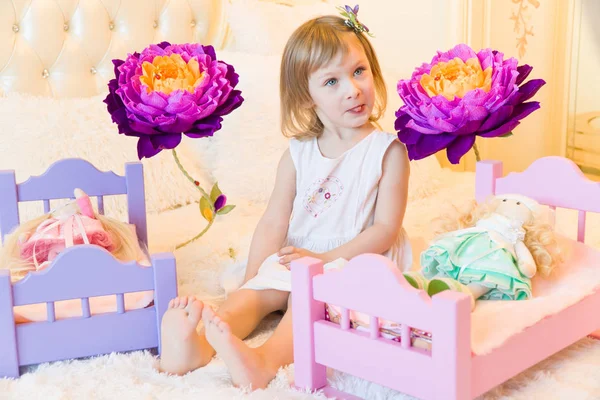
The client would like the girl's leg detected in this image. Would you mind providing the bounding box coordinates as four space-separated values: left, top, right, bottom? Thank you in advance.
159 288 288 375
202 295 294 390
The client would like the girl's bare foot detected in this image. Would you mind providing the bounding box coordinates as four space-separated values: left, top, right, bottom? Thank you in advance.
159 296 212 375
203 306 277 389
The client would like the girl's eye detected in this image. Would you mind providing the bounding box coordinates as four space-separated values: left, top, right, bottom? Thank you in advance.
354 67 365 76
325 78 337 86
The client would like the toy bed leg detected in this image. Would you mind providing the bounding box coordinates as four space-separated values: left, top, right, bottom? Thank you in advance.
432 291 472 400
152 253 178 355
0 270 19 378
292 257 327 391
475 160 503 203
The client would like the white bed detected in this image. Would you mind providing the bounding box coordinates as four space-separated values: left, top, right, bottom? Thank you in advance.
2 1 600 399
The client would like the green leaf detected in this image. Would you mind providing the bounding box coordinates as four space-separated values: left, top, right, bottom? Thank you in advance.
217 204 235 215
499 131 513 138
199 196 214 222
210 182 222 203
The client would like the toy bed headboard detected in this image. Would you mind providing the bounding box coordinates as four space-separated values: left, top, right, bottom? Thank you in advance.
0 158 148 246
476 156 600 242
0 0 231 97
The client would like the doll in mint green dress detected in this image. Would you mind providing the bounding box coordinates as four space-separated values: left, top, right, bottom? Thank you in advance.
405 194 562 310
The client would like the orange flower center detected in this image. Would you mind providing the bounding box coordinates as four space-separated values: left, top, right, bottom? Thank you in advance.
140 54 204 95
420 57 492 100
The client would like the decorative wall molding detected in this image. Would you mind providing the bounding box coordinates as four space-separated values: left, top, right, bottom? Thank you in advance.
510 0 541 58
461 0 576 173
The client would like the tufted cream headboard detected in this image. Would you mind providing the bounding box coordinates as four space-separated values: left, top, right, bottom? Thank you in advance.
0 0 231 97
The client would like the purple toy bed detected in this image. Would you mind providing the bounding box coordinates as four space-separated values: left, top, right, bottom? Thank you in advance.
0 158 178 379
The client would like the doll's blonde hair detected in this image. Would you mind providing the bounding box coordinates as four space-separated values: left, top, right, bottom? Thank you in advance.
432 197 563 278
0 211 145 281
280 15 387 140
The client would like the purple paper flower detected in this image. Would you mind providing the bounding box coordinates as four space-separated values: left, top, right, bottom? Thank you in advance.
104 41 243 159
395 44 545 164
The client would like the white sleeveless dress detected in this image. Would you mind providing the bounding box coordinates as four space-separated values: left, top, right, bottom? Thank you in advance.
225 130 413 293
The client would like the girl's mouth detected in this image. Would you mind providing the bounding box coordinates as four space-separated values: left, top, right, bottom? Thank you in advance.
347 104 365 114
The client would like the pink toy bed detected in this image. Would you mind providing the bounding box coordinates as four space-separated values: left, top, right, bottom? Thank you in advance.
0 158 178 379
291 156 600 400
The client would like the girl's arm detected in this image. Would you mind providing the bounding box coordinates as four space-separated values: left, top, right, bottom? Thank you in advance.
278 140 410 265
320 140 409 262
243 149 296 282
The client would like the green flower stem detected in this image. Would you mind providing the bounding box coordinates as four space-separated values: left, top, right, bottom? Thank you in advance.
473 142 481 162
171 149 214 249
172 149 210 201
175 218 214 250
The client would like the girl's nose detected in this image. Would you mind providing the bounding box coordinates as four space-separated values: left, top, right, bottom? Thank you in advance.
346 82 360 99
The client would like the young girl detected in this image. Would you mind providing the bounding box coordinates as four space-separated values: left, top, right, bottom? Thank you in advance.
159 10 412 390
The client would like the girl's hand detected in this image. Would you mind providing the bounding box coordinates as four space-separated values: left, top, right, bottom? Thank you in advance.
278 246 322 268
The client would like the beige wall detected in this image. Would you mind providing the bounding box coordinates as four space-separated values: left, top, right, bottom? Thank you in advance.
573 0 600 114
258 0 577 173
460 0 575 173
357 0 576 173
244 1 575 173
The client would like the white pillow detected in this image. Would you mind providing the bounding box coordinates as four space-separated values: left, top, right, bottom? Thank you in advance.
224 0 335 56
182 50 442 207
180 50 288 206
0 92 211 224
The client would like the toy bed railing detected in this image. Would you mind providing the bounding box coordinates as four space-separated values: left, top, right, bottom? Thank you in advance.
292 254 472 399
292 156 600 400
0 158 177 379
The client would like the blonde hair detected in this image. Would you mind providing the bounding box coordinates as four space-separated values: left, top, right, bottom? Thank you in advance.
432 197 563 278
0 212 145 281
280 15 387 140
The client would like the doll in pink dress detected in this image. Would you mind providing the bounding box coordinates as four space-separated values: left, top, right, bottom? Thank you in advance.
17 189 116 271
0 188 144 280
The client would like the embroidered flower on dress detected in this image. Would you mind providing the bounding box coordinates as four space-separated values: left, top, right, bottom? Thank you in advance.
303 176 344 218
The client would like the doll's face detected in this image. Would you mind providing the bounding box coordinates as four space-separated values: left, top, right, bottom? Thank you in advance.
495 198 533 225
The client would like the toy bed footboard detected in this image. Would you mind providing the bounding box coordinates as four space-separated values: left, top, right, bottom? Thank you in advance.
291 255 472 400
0 245 177 379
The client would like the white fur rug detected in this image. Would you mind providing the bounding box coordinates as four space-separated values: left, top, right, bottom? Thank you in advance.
3 174 600 399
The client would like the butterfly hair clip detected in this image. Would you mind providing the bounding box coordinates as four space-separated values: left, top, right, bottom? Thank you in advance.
337 4 374 37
